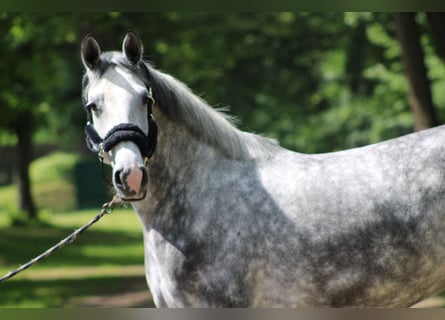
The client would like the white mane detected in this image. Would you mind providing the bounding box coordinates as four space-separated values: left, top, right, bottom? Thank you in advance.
145 63 282 160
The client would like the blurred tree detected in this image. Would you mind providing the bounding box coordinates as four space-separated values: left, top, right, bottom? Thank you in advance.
394 12 438 131
427 13 445 62
0 13 79 219
1 13 445 220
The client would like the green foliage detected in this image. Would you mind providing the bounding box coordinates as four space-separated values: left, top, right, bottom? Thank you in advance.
130 12 424 153
0 13 83 149
0 185 17 223
30 152 79 185
29 152 80 213
0 12 444 155
0 153 80 220
0 131 17 146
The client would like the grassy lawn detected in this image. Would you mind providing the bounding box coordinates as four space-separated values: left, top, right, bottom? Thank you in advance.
0 206 153 307
0 153 153 307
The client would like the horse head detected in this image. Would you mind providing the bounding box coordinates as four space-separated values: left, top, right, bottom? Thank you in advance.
80 32 156 201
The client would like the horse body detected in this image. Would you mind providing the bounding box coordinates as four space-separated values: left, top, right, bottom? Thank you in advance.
136 112 445 307
81 32 445 307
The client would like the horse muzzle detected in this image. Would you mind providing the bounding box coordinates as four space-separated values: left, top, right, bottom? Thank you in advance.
84 120 157 202
113 164 148 202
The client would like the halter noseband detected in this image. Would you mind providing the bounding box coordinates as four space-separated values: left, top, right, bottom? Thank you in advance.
84 87 158 163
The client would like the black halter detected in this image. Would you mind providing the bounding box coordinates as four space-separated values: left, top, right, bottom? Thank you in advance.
84 88 158 163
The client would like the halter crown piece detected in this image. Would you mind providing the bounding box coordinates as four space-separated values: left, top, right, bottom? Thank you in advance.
84 87 158 163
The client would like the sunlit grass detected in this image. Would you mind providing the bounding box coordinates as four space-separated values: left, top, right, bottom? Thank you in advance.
0 194 151 307
0 150 153 307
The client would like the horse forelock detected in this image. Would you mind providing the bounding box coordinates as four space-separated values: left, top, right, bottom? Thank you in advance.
82 51 281 160
82 52 145 101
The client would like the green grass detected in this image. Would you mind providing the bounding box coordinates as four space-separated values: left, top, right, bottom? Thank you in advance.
0 206 153 307
0 152 153 307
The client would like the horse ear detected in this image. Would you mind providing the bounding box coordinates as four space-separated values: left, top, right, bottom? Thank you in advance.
81 34 101 70
123 31 143 64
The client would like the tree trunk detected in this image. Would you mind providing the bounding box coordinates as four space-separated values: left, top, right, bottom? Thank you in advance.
394 12 438 131
14 119 37 220
427 12 445 62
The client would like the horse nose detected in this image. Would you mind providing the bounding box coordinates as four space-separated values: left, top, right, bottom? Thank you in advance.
113 165 147 197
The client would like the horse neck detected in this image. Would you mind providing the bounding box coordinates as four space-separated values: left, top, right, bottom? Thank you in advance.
147 110 217 191
144 63 281 162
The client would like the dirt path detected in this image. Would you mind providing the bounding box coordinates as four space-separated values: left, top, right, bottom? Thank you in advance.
76 283 445 308
75 277 155 307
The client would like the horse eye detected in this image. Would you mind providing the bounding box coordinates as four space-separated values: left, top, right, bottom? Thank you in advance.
142 94 153 107
86 102 98 113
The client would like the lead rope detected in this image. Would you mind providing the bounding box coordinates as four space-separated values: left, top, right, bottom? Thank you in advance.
0 196 122 284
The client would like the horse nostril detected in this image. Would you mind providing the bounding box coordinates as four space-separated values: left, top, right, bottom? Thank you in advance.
139 166 148 187
114 169 124 188
113 166 147 197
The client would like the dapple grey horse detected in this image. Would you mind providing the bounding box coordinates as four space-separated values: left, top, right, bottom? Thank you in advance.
81 32 445 307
